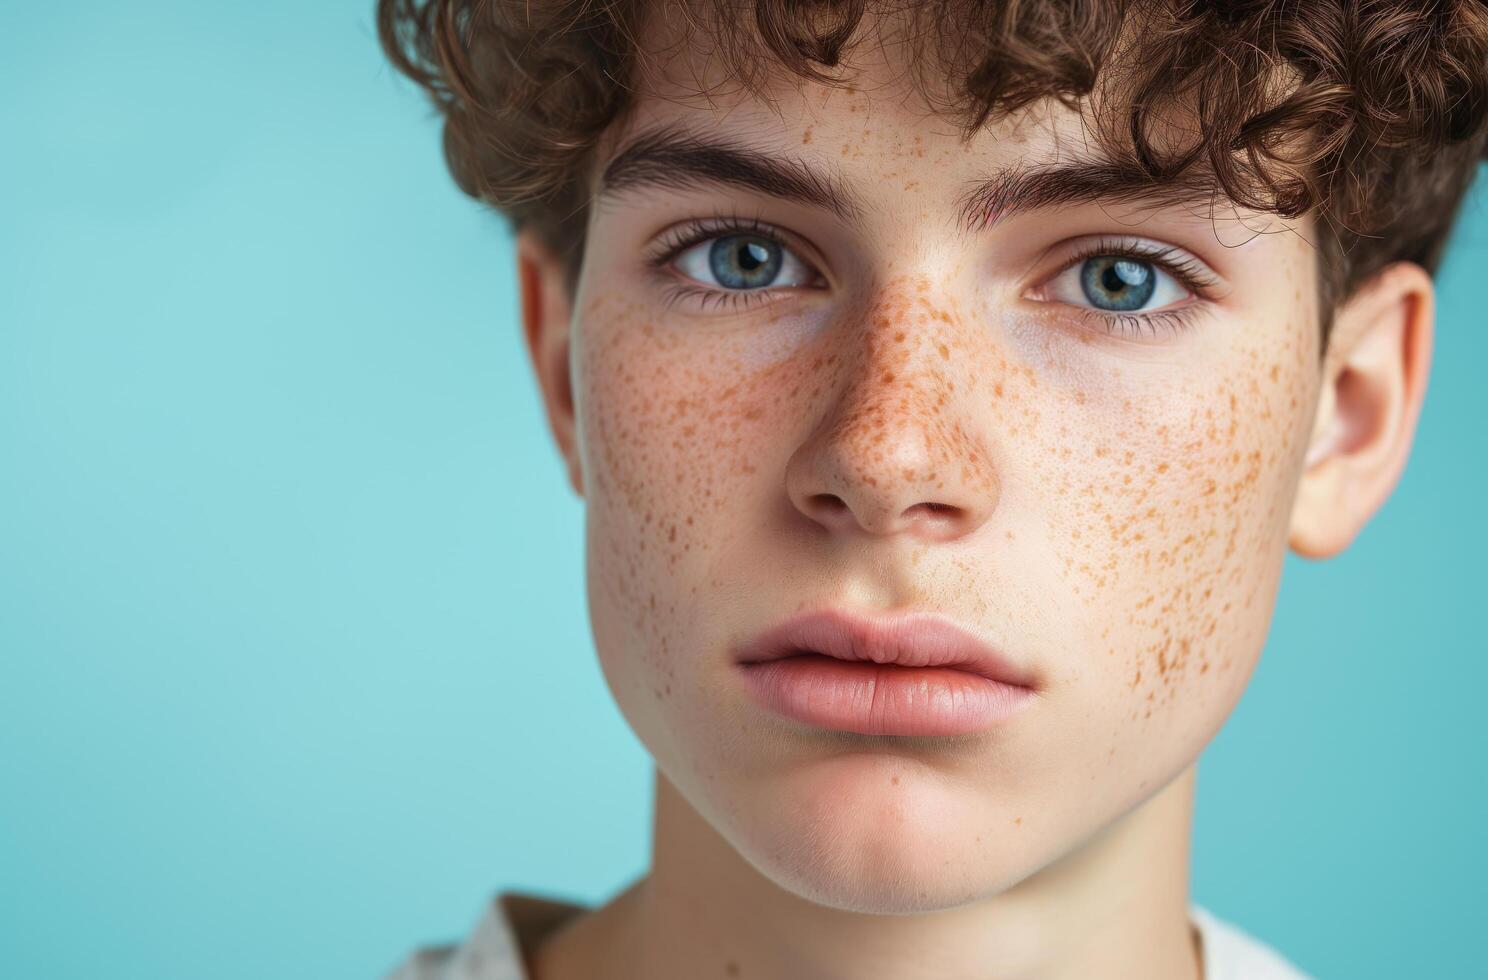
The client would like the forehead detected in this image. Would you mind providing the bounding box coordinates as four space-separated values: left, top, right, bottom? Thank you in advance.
594 7 1306 243
607 17 1073 184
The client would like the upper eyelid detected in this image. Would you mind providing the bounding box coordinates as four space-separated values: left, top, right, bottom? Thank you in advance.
1038 238 1220 296
650 218 827 288
650 216 793 263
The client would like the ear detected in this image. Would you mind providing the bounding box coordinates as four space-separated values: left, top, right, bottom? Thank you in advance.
1289 261 1434 559
517 230 584 498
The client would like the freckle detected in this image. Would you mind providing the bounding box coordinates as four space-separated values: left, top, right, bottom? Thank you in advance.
993 382 1003 397
1013 817 1022 825
801 127 813 144
894 331 906 342
882 370 895 383
937 342 949 360
891 776 899 785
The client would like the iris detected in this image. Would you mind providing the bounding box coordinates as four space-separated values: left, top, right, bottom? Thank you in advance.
1080 257 1156 311
708 235 783 289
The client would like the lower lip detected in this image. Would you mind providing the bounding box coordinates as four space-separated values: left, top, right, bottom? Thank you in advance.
737 654 1036 736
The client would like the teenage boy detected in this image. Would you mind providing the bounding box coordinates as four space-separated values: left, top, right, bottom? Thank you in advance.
378 2 1487 977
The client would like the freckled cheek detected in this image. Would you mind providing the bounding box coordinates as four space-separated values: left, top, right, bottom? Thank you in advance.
574 324 818 733
574 327 789 558
1074 365 1296 511
1092 378 1300 697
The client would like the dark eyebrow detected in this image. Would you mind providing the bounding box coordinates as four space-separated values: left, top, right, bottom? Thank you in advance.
957 157 1224 231
599 126 1224 230
597 126 864 220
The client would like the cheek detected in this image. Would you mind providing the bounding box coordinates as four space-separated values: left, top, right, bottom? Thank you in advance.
1021 315 1317 729
577 306 795 550
572 301 806 706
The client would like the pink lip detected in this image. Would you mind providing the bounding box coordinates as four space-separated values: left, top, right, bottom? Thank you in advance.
733 607 1039 737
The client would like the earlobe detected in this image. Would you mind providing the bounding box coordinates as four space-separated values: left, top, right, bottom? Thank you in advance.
517 232 585 499
1288 262 1434 559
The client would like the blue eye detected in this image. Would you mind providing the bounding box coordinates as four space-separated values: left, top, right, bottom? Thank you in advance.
712 235 780 288
1082 257 1155 310
1046 253 1190 314
673 233 815 291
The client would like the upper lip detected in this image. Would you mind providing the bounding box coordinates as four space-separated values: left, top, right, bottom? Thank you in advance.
733 606 1037 689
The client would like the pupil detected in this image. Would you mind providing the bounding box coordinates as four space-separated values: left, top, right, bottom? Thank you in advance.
740 241 768 270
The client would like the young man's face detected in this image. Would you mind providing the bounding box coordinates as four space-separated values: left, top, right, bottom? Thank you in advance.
533 24 1329 910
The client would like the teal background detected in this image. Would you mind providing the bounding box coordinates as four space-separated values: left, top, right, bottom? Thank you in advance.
1 3 1483 977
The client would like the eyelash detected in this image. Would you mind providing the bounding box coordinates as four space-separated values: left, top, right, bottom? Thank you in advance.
644 216 1217 338
1050 236 1219 339
643 212 815 314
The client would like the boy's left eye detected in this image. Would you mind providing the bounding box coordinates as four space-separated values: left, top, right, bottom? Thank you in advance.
672 234 817 291
1043 255 1191 313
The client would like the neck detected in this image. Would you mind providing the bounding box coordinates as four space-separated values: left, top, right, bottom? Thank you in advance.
574 761 1202 980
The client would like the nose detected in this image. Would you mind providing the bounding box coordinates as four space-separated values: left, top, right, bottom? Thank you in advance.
784 296 1000 543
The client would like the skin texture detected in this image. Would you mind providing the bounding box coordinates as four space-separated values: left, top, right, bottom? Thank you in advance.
514 15 1435 980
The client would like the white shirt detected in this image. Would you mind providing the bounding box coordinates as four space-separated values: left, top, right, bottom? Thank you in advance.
387 890 1314 979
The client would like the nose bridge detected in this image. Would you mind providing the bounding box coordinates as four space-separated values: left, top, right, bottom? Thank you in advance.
840 292 960 456
785 280 1001 541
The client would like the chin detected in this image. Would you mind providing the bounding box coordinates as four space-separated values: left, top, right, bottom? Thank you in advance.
733 816 1025 915
718 767 1049 915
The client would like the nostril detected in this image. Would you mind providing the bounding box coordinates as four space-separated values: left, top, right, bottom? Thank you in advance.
809 493 849 514
909 501 959 520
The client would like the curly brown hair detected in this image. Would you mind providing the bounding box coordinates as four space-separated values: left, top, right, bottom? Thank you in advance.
376 0 1488 345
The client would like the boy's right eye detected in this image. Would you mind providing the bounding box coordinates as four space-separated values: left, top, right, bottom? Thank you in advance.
672 234 818 292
